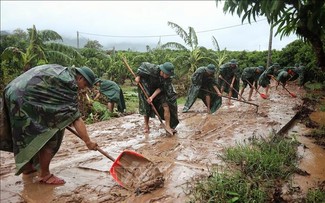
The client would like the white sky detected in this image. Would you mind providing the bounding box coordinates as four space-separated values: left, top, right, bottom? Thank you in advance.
1 1 298 51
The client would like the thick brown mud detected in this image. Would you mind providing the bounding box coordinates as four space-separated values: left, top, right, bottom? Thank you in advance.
1 84 324 202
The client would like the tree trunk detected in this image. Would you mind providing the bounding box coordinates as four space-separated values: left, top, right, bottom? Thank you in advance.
267 24 273 69
297 27 325 72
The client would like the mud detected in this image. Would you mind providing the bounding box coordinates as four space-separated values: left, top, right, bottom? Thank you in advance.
111 151 164 193
1 83 324 202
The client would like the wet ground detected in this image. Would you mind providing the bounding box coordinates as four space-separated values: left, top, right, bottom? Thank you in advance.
1 84 324 203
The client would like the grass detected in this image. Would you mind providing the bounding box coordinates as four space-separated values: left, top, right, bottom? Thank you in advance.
188 133 300 203
121 85 139 114
305 187 325 203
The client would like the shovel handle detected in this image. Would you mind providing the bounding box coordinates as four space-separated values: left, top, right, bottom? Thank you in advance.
271 76 296 98
245 79 267 99
201 89 259 112
219 76 244 101
122 57 172 134
65 126 116 162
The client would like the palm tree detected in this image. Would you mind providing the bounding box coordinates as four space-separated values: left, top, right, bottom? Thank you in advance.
1 25 75 71
161 21 214 77
211 36 228 71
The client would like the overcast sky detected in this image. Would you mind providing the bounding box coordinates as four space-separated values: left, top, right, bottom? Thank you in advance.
1 1 298 51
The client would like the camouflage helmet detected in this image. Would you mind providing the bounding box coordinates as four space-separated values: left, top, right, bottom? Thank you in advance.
257 66 265 72
76 66 96 87
159 62 175 76
229 59 238 65
206 64 216 73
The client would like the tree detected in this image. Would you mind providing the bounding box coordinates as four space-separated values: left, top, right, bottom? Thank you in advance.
84 40 103 50
161 21 213 77
215 0 325 71
1 25 64 71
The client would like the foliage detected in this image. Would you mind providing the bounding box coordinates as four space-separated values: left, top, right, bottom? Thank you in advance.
215 0 325 71
188 170 268 203
84 40 103 50
223 134 299 180
305 187 325 203
188 133 300 202
161 21 215 77
85 101 112 124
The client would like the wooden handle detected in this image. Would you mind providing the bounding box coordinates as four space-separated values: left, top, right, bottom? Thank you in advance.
65 126 115 162
122 57 165 125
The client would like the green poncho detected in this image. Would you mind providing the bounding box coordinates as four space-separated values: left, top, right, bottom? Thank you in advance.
277 70 291 85
241 67 262 88
183 67 222 113
218 63 240 98
1 64 80 175
98 79 126 113
136 62 179 129
258 65 279 88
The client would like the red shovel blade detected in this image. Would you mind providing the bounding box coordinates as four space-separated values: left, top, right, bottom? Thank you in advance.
290 93 297 98
260 93 268 99
109 150 152 189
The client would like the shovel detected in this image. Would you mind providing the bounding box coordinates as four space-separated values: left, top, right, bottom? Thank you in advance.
65 126 163 191
245 79 268 99
201 89 259 112
271 76 297 98
122 57 175 136
219 77 244 101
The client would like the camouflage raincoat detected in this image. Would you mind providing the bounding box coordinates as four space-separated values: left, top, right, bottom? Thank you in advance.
218 62 240 98
258 65 280 88
276 70 292 85
183 67 222 113
241 67 262 88
97 79 126 113
1 64 81 175
136 62 179 129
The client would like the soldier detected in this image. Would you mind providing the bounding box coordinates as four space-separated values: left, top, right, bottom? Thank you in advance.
135 62 179 135
1 64 98 185
93 78 126 113
182 64 222 114
258 63 281 96
218 59 241 105
239 66 264 101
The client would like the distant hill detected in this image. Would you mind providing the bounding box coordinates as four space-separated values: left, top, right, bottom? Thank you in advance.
0 30 156 52
61 36 156 52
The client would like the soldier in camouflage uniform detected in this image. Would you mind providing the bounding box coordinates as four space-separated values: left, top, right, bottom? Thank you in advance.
239 66 264 101
135 62 179 135
275 68 296 89
1 64 98 185
218 59 241 105
258 63 281 96
182 64 222 114
93 79 126 113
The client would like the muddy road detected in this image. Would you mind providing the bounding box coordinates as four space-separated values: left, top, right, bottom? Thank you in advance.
1 84 324 203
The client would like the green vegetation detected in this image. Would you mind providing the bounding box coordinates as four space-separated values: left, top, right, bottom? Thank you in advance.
216 0 325 72
305 188 325 203
121 84 139 114
188 134 300 202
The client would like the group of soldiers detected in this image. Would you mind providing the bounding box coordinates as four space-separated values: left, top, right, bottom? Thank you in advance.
1 59 304 185
134 59 305 136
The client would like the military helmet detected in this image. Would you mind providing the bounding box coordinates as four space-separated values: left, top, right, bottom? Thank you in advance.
206 64 216 73
159 62 175 76
76 66 96 87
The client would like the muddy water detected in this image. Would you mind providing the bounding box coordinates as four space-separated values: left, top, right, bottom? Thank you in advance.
0 85 324 202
